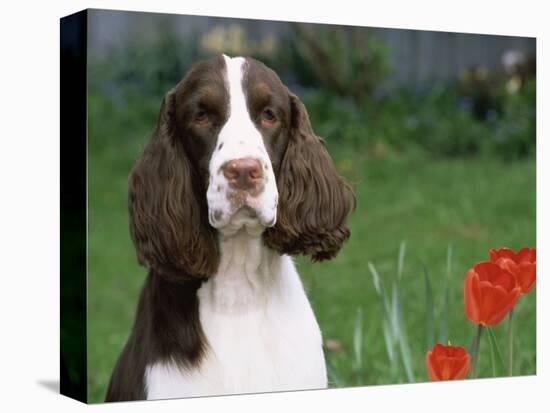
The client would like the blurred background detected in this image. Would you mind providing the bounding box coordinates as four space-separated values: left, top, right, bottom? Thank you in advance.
87 9 536 402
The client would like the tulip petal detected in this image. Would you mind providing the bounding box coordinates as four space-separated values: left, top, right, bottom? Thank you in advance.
447 354 469 380
485 287 521 325
447 346 466 358
426 351 440 380
518 247 536 263
474 262 491 282
489 248 499 262
427 344 471 381
453 354 471 380
492 264 518 290
517 262 536 293
479 283 508 325
440 357 453 380
464 270 481 323
490 247 516 262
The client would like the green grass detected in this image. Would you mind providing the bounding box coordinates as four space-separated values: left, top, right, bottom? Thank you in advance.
300 153 535 387
87 94 535 402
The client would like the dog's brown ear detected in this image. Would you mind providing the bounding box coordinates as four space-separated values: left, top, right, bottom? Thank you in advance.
263 90 355 261
128 88 219 280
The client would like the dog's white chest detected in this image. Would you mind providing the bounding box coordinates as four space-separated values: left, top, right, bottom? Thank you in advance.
145 253 327 399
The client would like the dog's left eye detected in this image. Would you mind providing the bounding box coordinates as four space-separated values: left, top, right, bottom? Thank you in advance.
194 110 210 125
260 108 277 126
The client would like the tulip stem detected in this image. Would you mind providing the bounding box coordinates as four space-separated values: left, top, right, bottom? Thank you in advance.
472 324 483 378
508 307 515 376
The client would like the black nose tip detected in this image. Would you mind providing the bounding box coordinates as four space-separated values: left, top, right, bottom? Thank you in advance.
222 158 263 191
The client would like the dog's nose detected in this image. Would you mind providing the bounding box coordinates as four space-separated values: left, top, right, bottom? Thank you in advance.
222 158 263 191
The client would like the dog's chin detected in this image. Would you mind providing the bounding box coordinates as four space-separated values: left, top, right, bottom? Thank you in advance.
209 204 277 238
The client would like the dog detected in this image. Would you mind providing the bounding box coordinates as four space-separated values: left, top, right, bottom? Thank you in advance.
105 55 354 401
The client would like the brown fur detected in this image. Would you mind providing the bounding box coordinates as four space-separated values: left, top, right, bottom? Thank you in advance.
105 274 205 401
128 88 220 280
263 90 355 261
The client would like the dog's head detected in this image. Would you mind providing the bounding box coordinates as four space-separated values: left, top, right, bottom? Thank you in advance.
128 55 355 281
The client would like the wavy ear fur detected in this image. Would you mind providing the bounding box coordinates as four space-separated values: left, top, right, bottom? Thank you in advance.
264 90 355 261
128 89 219 280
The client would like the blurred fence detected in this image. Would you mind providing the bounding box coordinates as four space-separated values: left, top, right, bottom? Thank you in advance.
88 9 535 88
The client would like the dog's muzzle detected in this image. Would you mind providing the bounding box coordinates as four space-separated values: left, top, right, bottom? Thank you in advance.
222 157 265 195
207 153 278 235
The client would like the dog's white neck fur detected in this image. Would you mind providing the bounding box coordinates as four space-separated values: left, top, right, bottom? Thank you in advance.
145 55 327 399
206 230 279 310
145 238 327 399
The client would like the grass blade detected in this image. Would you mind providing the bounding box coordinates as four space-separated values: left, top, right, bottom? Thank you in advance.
395 242 414 382
423 265 435 351
367 262 383 296
368 262 382 296
369 262 396 366
369 262 392 324
353 307 363 373
487 327 505 377
394 284 415 382
397 241 406 281
391 283 400 339
382 319 395 364
326 357 344 387
439 244 452 343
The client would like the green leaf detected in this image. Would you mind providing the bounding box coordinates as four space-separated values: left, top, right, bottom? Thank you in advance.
423 265 435 351
487 327 505 377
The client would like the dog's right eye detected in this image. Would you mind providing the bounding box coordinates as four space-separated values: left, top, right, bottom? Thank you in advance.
260 108 277 127
194 110 209 125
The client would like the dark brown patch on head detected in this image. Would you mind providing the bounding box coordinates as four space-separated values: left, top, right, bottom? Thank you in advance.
241 57 354 261
128 55 230 281
242 58 293 175
262 88 356 261
174 56 230 182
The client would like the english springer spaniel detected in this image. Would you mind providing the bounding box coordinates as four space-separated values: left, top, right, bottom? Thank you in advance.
105 55 355 402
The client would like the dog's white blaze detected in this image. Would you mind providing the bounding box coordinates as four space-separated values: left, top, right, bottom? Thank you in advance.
145 56 327 400
206 55 278 235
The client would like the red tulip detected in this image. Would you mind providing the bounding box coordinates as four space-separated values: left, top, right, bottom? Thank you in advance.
490 247 536 294
464 261 521 326
426 343 471 381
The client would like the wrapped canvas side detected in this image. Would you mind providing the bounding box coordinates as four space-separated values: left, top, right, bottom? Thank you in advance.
60 9 88 404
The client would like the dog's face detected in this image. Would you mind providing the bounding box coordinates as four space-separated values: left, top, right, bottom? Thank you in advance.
174 56 290 236
128 55 354 280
